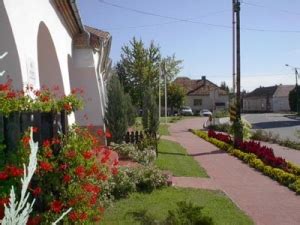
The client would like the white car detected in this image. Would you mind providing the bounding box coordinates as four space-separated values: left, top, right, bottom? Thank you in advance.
180 106 193 116
200 109 212 117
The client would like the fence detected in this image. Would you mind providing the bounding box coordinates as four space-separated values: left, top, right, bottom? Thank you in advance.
0 110 68 162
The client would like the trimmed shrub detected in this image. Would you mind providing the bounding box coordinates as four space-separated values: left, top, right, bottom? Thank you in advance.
105 75 128 143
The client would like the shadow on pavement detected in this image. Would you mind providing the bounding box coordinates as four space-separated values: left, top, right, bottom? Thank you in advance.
158 150 225 157
252 120 300 129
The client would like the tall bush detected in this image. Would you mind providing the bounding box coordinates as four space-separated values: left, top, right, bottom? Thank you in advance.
105 75 128 143
124 93 136 127
142 87 159 135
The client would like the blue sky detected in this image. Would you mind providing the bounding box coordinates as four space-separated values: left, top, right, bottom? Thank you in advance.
77 0 300 91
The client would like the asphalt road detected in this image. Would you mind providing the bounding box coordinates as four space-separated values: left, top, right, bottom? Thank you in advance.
243 113 300 142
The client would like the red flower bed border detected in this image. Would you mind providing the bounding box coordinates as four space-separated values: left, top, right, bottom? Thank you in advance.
208 130 288 171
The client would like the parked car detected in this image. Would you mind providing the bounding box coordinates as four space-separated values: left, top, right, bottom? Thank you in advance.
180 106 193 116
200 109 212 117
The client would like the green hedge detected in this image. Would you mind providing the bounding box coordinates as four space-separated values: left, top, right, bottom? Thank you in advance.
192 130 300 194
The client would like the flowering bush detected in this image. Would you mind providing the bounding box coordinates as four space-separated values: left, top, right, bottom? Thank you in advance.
208 130 288 171
108 166 168 199
208 130 232 144
110 142 156 165
0 126 118 224
0 80 83 116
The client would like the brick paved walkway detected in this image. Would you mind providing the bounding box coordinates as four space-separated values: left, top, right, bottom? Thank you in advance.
165 117 300 225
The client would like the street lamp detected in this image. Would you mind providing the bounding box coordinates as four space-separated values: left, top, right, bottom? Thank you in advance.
285 64 300 115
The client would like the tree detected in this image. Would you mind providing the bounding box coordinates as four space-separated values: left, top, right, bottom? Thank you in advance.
116 37 161 107
161 54 183 83
220 81 230 93
115 37 183 108
289 87 299 112
124 93 136 127
142 87 159 136
105 75 128 143
163 83 186 115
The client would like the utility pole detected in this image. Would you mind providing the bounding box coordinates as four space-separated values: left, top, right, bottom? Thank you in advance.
286 64 300 115
233 0 243 145
164 63 168 124
159 64 162 120
232 0 236 95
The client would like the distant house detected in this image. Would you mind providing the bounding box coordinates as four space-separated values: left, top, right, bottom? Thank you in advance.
243 85 294 112
174 76 229 113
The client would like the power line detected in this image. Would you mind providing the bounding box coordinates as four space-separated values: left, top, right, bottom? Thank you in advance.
242 1 300 16
97 0 300 33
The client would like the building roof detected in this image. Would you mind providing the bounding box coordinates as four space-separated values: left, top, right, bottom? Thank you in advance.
174 77 228 96
245 85 294 98
85 26 111 40
273 85 295 97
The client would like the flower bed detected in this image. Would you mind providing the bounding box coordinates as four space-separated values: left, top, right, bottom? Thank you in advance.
0 80 83 116
0 126 118 224
208 130 294 173
192 130 300 194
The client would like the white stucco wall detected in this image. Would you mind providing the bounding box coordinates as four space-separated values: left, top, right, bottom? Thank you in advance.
69 48 104 127
272 97 291 112
1 0 72 93
186 94 228 113
243 97 268 112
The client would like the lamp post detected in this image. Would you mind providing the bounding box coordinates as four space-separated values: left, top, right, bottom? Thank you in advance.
286 64 300 115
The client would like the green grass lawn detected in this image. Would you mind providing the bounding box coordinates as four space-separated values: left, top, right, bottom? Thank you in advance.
101 187 254 225
158 124 170 136
156 139 207 177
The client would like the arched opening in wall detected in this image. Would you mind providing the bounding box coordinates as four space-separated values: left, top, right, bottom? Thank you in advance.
37 22 64 94
0 1 22 89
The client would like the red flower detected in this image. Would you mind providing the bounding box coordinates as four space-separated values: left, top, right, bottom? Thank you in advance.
42 140 51 148
27 215 42 225
40 95 49 102
75 166 85 178
44 149 53 158
6 91 16 99
63 103 72 112
82 183 101 195
63 174 72 183
50 200 64 213
5 165 23 177
105 131 112 138
65 150 76 159
0 197 9 206
0 83 10 91
112 167 118 175
52 138 61 145
22 136 31 146
82 151 93 160
0 171 8 180
59 163 68 171
113 159 119 166
97 128 103 136
39 161 53 172
69 211 79 221
31 187 42 197
79 212 88 221
32 127 38 133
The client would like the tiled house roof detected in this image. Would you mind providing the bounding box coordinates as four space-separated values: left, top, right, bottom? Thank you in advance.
245 85 294 98
174 77 228 96
273 85 295 97
85 26 110 40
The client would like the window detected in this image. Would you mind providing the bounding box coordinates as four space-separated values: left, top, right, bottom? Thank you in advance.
194 99 202 106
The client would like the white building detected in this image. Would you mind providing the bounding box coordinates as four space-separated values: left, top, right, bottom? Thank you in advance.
0 0 112 130
243 85 294 112
174 76 229 114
